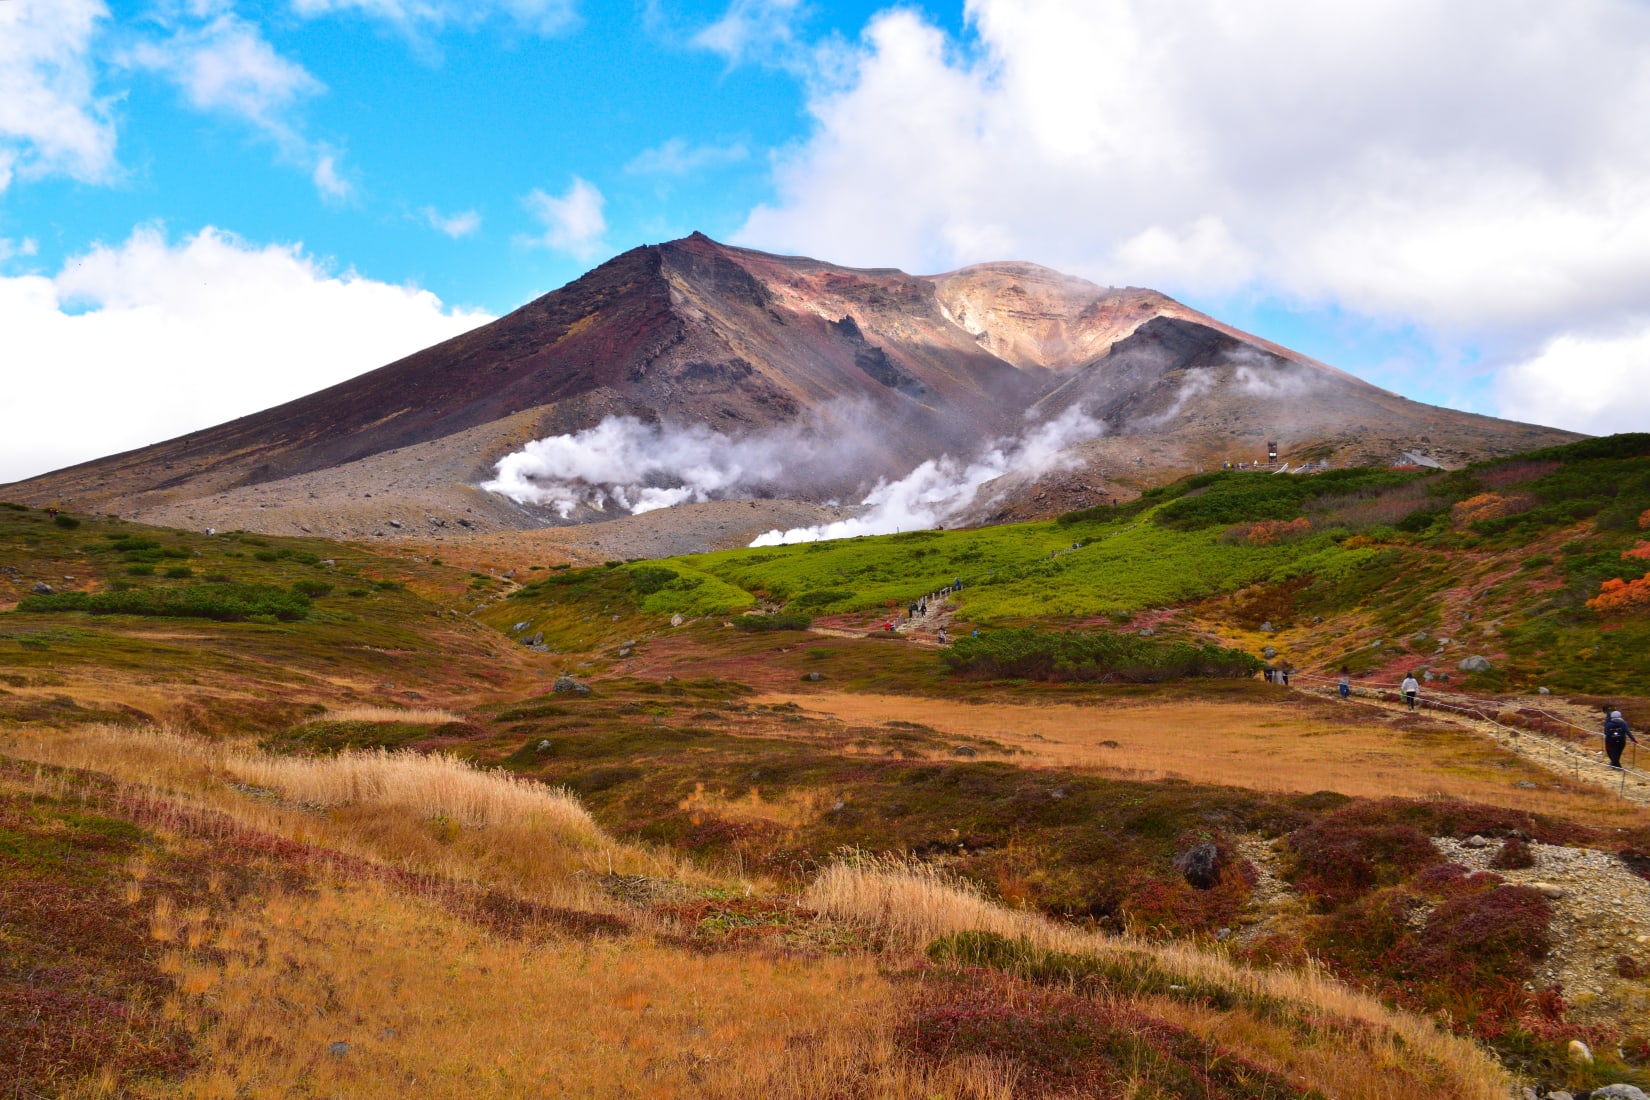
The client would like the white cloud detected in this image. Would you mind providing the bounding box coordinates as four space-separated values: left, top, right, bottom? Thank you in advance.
422 206 481 238
124 12 321 138
523 177 606 260
0 224 494 484
0 0 118 190
290 0 579 37
738 0 1650 424
1498 326 1650 436
311 147 352 202
693 0 805 65
0 237 40 264
625 137 749 176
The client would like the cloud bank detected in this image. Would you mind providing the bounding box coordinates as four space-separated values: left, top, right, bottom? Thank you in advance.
736 0 1650 435
0 0 117 191
0 225 493 484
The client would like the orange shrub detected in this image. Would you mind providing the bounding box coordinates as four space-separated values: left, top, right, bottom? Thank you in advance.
1449 492 1534 529
1588 575 1650 612
1245 518 1312 546
1640 508 1650 530
1623 541 1650 562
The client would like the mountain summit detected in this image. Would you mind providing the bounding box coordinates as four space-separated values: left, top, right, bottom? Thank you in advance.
4 234 1576 542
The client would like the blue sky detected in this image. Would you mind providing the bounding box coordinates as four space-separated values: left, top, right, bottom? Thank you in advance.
3 0 1649 482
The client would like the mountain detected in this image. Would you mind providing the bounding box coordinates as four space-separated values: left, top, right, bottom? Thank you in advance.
2 233 1578 543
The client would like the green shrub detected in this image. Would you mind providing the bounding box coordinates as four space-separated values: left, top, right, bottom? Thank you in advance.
163 566 194 579
16 582 311 622
125 565 155 576
628 565 680 595
52 514 80 529
942 628 1259 683
791 588 853 609
291 580 333 598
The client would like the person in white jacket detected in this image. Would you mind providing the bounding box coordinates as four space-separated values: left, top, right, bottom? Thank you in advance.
1400 672 1420 712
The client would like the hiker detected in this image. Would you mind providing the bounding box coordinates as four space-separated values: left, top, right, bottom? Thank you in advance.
1281 667 1290 687
1400 672 1420 712
1605 708 1637 770
1338 667 1351 699
937 626 948 645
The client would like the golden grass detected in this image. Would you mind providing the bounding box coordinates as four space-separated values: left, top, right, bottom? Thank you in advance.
138 878 1014 1100
321 705 465 724
0 723 698 909
759 691 1650 828
803 854 1511 1100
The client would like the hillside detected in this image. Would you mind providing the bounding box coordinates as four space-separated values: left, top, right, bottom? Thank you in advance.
7 435 1650 1096
2 234 1575 546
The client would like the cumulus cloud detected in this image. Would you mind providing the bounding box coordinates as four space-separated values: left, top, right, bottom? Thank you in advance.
0 0 118 190
1497 325 1650 436
0 224 493 484
124 12 321 138
523 176 606 260
290 0 580 37
737 0 1650 423
693 0 806 66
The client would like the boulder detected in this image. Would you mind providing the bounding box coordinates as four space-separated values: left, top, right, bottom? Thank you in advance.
30 581 53 595
1538 686 1551 695
1173 842 1221 890
1568 1038 1593 1064
1459 655 1493 672
670 614 684 627
1532 882 1567 899
801 671 824 682
552 676 591 696
617 647 633 658
1594 1085 1650 1099
1463 834 1491 848
523 632 544 647
1137 627 1155 637
1259 621 1274 633
1262 645 1277 659
512 621 530 633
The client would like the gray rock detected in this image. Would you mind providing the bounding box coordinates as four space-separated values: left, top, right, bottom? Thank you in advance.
1532 882 1567 899
552 676 591 696
1174 842 1221 890
1137 627 1155 637
617 647 633 658
670 614 684 627
951 745 979 758
512 621 530 633
1548 1091 1575 1100
1259 621 1274 633
1262 645 1277 659
329 1041 350 1057
536 739 550 753
1538 686 1551 695
1099 739 1120 749
801 671 824 682
1515 781 1538 789
1372 638 1383 648
388 520 402 529
523 632 544 647
1463 834 1491 848
1593 1086 1650 1100
1423 671 1436 682
1049 787 1067 800
30 581 53 594
1459 655 1493 672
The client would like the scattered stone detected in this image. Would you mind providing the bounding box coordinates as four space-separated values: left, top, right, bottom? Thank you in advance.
1050 787 1067 800
523 632 544 647
1532 882 1567 899
1539 686 1552 695
1259 621 1274 633
617 647 633 658
1568 1038 1593 1063
1138 627 1155 637
512 621 530 633
831 800 845 812
1310 616 1323 625
1459 655 1493 672
536 740 550 753
329 1041 350 1057
1099 739 1120 749
1463 834 1491 848
1423 671 1436 682
801 671 824 682
670 614 684 627
1174 842 1221 890
951 746 979 758
320 559 335 567
30 581 53 594
502 570 515 579
1594 1085 1650 1100
1262 645 1277 659
1412 630 1429 642
1215 927 1232 941
388 520 402 529
552 676 591 696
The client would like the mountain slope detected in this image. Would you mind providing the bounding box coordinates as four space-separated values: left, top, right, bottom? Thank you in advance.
3 233 1578 542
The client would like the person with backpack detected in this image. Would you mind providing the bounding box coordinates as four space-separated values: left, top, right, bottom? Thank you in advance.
1604 708 1637 770
1400 672 1420 712
1338 667 1352 699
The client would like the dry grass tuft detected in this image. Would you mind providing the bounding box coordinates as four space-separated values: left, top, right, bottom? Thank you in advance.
806 854 1511 1100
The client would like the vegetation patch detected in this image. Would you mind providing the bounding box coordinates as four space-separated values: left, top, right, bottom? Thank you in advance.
942 627 1260 683
16 583 311 622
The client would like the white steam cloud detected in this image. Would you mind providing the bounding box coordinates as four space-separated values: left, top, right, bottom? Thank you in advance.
480 405 1107 541
750 405 1104 545
481 416 796 517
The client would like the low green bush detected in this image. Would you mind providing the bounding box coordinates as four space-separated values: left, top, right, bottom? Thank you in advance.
732 611 812 632
942 628 1259 683
16 582 311 622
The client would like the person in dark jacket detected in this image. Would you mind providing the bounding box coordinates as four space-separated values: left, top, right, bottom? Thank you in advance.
1605 708 1637 769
